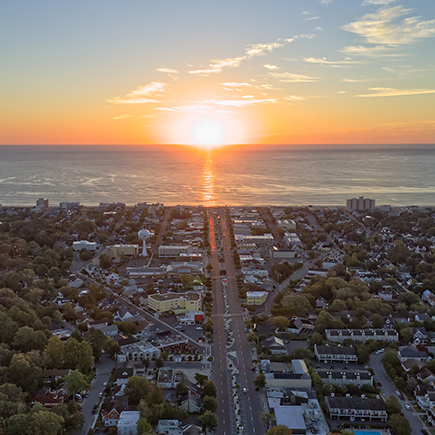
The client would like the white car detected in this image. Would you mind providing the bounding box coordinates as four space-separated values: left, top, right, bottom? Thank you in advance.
196 326 203 330
242 387 248 394
405 404 411 410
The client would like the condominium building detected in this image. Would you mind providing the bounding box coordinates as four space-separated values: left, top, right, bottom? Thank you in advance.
246 291 267 305
147 292 202 314
325 396 387 422
314 345 358 363
325 329 398 342
346 196 375 211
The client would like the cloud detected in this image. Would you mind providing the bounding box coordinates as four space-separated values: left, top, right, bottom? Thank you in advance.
221 82 252 87
155 105 207 113
340 44 401 57
112 114 131 120
342 6 435 46
342 77 376 82
357 87 435 97
107 82 166 104
264 64 279 70
203 98 277 107
283 95 306 101
303 57 360 67
362 0 395 5
156 68 178 74
319 0 333 5
269 72 319 82
188 39 290 76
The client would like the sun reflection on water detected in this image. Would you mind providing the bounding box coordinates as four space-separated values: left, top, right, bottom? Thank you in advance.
203 153 215 206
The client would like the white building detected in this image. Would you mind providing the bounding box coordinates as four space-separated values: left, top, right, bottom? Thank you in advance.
118 411 140 435
59 201 80 210
235 234 274 246
158 245 191 258
346 196 375 211
276 219 296 231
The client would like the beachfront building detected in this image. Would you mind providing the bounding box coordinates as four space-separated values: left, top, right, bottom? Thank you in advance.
346 196 375 211
147 292 202 314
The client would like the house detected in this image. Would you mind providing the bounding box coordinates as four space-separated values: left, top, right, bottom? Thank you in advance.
92 323 119 338
180 380 202 413
415 384 435 411
316 369 374 386
325 329 398 342
246 291 267 306
325 396 387 422
411 327 428 345
314 345 358 363
118 411 141 435
101 396 128 426
115 367 134 386
287 317 315 335
158 368 176 389
114 308 136 322
156 419 183 435
418 368 435 384
32 390 63 409
398 346 428 363
263 336 287 355
422 290 435 308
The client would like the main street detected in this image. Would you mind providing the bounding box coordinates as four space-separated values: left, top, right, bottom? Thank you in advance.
219 208 265 435
209 209 233 435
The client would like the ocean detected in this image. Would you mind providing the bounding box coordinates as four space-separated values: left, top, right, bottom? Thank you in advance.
0 144 435 207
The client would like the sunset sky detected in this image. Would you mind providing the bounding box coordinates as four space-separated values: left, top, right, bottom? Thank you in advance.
1 0 434 146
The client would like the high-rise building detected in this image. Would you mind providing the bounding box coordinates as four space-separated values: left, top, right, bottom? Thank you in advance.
346 196 375 211
36 198 49 212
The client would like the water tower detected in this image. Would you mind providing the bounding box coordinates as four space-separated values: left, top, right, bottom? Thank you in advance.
138 229 151 256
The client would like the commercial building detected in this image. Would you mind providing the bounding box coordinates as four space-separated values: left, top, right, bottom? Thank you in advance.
269 246 296 259
235 234 275 246
276 219 296 231
158 245 191 258
147 292 202 314
325 329 398 342
263 360 312 388
346 196 375 211
36 198 49 213
314 345 358 363
325 396 387 422
59 201 80 210
283 232 302 247
109 244 140 259
72 240 98 251
166 261 203 276
246 291 267 305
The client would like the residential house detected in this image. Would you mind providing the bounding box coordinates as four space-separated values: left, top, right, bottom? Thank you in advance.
263 336 287 355
418 368 435 384
115 367 134 386
156 419 183 435
398 346 428 363
314 345 358 363
118 411 140 435
411 327 428 345
325 396 387 422
316 369 373 386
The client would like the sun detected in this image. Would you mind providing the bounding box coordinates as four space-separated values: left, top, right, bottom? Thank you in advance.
191 118 225 148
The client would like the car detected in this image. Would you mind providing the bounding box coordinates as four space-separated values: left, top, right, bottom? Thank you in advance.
196 326 203 330
242 387 247 394
99 392 103 398
378 382 382 387
405 404 411 410
251 367 255 371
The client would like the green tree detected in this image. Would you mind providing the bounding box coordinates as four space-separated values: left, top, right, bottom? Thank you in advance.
254 373 267 390
137 417 155 435
267 425 293 435
272 316 289 331
199 411 217 433
202 395 217 412
125 376 151 404
385 395 401 415
194 373 208 387
175 380 187 398
65 369 91 400
155 357 163 370
261 412 275 429
45 336 65 368
201 380 217 399
388 414 411 435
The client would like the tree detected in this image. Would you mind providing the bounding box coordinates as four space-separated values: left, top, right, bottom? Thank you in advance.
65 369 91 399
201 380 217 399
137 417 155 435
45 336 65 368
199 411 217 433
99 254 112 269
267 425 293 435
388 414 411 435
175 380 187 398
261 412 275 429
272 316 289 331
125 376 151 404
385 395 401 415
194 373 208 387
254 373 266 390
155 357 163 370
202 395 217 412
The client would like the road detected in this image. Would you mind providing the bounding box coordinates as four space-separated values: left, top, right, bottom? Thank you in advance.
76 355 115 435
209 209 233 435
369 353 427 435
219 208 265 435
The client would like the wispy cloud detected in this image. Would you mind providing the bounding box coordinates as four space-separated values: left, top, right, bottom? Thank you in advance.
305 16 320 21
342 77 376 82
112 114 131 120
269 72 319 82
304 57 360 67
362 0 395 5
188 39 291 76
156 67 179 80
203 98 277 107
264 64 279 70
283 95 306 101
155 105 207 113
221 82 253 87
357 87 435 97
107 82 166 104
319 0 333 5
342 6 435 46
340 44 401 57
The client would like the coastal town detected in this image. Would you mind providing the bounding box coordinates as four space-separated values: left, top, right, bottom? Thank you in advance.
1 198 435 435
